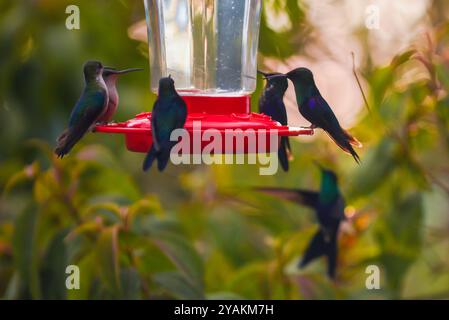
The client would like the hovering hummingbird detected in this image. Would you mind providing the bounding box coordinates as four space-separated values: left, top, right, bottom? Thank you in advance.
258 70 292 172
267 68 361 163
98 67 143 123
255 165 345 279
55 60 108 158
143 75 187 172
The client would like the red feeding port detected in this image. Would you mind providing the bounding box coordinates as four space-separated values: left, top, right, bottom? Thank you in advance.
95 95 314 154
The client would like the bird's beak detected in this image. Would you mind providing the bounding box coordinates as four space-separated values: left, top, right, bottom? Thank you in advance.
265 73 288 80
106 68 143 75
243 74 257 80
257 70 269 79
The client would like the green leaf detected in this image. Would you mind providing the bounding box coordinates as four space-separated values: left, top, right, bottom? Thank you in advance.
390 49 416 69
153 271 205 300
206 291 245 300
12 203 40 299
3 162 39 196
95 225 120 295
348 138 398 199
375 194 423 296
119 267 141 300
39 229 69 299
152 232 204 291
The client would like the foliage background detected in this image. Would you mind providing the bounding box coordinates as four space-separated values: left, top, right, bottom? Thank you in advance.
1 0 449 299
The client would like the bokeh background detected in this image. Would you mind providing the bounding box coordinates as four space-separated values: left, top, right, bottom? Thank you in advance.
1 0 449 299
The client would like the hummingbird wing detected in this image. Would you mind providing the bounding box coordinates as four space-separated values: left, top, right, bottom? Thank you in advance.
55 89 107 158
254 187 319 209
151 96 187 151
304 95 361 163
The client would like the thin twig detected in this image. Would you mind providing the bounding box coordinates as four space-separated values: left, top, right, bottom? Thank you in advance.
351 52 371 112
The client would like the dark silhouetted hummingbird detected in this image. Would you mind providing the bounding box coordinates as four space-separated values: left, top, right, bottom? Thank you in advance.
255 164 345 279
267 68 361 163
55 60 108 158
258 70 292 172
143 76 187 172
98 67 143 123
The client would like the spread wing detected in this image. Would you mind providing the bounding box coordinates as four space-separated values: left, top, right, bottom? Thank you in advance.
254 187 319 209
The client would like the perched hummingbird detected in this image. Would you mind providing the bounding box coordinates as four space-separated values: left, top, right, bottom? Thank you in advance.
268 68 361 163
143 76 187 172
55 60 108 158
258 70 291 172
98 67 143 123
255 165 345 279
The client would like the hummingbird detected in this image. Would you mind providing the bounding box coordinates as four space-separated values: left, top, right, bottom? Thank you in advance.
255 165 345 279
258 70 292 172
55 60 108 158
143 75 187 172
98 67 143 123
267 68 361 163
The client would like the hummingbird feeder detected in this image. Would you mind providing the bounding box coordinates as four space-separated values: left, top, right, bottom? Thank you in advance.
95 0 313 154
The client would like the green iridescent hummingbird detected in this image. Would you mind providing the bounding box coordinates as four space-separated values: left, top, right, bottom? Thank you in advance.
255 164 345 279
55 61 108 158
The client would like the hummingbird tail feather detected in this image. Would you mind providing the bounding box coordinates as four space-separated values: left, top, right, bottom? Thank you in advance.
157 147 171 172
299 228 337 279
325 129 361 164
278 137 289 172
142 146 158 171
143 142 175 172
342 129 362 148
54 128 85 158
285 137 294 161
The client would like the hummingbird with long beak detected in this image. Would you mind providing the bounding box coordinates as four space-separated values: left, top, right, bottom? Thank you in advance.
143 75 187 172
98 67 143 123
258 70 292 172
254 164 345 279
55 60 108 158
267 68 361 163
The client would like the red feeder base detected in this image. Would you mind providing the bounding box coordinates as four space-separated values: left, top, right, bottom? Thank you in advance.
95 95 314 154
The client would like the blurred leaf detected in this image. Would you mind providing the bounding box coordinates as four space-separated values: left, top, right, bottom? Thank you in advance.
95 225 120 295
39 229 69 299
375 194 423 296
348 138 398 199
207 291 245 300
12 203 40 299
119 267 141 300
153 271 204 300
390 49 417 69
152 232 204 292
3 162 39 196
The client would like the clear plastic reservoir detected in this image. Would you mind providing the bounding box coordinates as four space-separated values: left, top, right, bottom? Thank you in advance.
144 0 262 96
